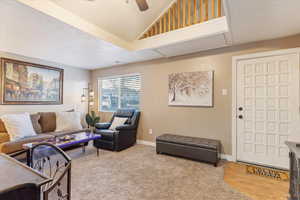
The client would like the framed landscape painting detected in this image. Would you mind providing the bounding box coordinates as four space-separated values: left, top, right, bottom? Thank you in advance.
168 71 214 107
0 58 64 105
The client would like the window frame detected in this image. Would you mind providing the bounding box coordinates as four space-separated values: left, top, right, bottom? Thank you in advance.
98 73 141 112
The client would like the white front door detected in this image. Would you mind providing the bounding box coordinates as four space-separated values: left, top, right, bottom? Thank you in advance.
236 53 299 169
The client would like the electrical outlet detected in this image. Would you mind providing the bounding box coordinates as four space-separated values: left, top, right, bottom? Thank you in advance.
149 129 153 135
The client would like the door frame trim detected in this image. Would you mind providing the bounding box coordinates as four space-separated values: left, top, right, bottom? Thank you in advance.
231 48 300 162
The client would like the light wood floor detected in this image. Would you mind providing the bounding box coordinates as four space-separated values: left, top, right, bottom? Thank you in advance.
224 162 289 200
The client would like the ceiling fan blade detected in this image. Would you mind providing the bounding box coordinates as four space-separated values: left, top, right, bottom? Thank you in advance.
136 0 149 11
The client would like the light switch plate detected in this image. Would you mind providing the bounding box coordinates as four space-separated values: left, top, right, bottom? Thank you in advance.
222 89 228 95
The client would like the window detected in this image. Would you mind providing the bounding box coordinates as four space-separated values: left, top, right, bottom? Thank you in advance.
99 74 141 112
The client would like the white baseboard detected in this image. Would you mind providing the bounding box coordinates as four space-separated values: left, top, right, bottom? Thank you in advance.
137 140 234 162
137 140 156 147
220 154 234 162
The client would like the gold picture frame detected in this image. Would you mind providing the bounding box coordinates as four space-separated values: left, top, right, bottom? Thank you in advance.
0 58 64 105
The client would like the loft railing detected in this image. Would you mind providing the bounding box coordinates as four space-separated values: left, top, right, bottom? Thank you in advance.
139 0 222 40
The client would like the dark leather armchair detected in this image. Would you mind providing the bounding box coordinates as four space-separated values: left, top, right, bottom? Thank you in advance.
93 109 140 151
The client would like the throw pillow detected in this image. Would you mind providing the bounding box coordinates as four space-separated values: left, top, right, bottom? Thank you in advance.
0 113 37 141
38 112 56 133
109 117 128 130
55 112 83 132
30 114 42 134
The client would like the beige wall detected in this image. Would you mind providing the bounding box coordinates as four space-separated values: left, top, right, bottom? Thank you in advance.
0 51 91 115
91 34 300 155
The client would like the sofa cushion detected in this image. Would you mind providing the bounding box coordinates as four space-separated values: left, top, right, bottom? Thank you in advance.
30 114 42 134
55 112 82 132
0 134 54 154
39 112 56 133
156 134 221 151
1 113 37 141
0 114 42 134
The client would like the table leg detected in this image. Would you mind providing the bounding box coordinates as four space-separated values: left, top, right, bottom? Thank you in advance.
82 145 86 153
26 149 31 167
97 148 99 157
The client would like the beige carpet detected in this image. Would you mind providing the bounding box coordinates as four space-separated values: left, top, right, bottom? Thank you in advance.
68 144 250 200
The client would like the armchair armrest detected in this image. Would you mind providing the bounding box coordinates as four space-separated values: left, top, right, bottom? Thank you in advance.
95 122 111 130
115 125 135 131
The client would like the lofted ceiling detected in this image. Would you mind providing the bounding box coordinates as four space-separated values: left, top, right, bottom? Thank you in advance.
50 0 174 41
0 0 162 68
226 0 300 44
1 0 300 69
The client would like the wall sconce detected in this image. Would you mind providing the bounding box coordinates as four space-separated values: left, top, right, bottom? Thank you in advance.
81 83 94 114
81 94 87 103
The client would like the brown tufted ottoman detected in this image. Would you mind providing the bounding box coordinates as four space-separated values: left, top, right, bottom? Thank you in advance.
156 134 221 167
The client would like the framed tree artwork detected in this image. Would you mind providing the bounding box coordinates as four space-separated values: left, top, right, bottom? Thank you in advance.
168 71 214 107
0 58 64 105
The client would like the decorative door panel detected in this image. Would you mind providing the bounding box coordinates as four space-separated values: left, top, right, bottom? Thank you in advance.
236 53 299 169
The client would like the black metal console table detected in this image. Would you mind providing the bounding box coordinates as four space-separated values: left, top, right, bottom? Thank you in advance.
286 141 300 200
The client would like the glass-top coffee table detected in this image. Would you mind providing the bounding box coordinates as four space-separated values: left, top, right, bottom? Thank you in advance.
23 132 101 165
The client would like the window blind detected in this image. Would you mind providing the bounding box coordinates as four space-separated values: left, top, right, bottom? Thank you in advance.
99 74 141 111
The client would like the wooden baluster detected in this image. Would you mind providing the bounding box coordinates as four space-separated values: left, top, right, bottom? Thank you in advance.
217 0 221 17
173 4 176 30
199 0 203 22
212 0 215 18
164 13 167 32
183 0 186 27
162 14 164 33
160 17 163 33
168 8 171 31
204 0 208 21
178 0 181 28
188 0 191 26
139 0 225 39
193 0 197 24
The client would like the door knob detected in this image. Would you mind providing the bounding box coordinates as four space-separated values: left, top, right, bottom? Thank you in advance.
238 115 243 119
